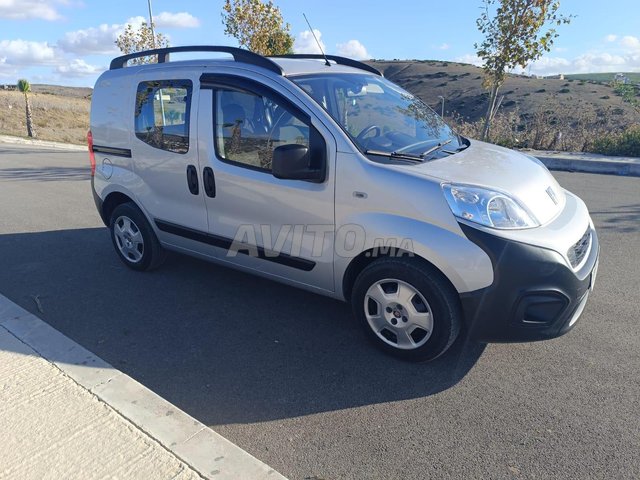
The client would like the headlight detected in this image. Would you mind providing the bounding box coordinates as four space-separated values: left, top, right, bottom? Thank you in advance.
442 184 539 229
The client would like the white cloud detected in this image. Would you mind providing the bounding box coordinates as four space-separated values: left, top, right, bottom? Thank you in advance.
455 54 483 67
437 43 450 50
0 40 58 66
58 24 122 55
294 29 326 55
57 15 180 56
0 59 19 80
525 53 637 76
336 40 370 60
0 0 63 20
154 11 200 29
458 32 640 77
620 35 640 51
56 59 105 77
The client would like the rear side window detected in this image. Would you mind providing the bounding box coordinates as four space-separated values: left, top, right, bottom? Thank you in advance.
135 80 192 154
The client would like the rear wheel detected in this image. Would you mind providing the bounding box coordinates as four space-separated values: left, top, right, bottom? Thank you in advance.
351 257 461 362
109 203 165 271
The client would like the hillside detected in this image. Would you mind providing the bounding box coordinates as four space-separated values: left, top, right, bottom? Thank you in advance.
0 84 90 144
367 60 638 128
564 72 640 83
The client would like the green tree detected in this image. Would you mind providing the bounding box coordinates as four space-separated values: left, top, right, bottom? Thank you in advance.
115 22 169 65
612 81 639 112
222 0 294 56
17 79 35 138
475 0 571 141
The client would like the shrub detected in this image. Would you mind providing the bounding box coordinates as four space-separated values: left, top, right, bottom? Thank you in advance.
559 88 570 93
590 126 640 157
536 88 546 93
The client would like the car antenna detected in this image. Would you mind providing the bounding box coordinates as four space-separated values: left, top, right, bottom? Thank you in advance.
303 13 330 67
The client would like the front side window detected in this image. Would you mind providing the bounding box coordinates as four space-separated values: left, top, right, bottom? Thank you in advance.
292 73 464 159
214 88 309 171
135 80 192 154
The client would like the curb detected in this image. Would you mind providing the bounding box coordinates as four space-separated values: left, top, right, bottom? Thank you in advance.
0 134 86 152
525 149 640 177
0 294 287 480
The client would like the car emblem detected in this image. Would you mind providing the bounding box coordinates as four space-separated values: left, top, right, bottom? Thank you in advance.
546 186 558 205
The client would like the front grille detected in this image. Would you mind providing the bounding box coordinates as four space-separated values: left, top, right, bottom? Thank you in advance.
567 228 591 269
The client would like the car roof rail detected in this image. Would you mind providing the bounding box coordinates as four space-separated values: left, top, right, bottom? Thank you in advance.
271 54 382 76
109 45 284 75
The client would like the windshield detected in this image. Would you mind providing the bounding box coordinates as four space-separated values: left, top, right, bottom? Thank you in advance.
291 73 465 159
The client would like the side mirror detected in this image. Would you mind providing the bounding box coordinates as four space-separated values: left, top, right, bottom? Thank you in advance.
272 144 324 182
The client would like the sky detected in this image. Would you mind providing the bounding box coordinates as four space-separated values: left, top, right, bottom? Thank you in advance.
0 0 639 87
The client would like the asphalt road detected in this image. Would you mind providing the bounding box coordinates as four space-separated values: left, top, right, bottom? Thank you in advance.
1 143 639 479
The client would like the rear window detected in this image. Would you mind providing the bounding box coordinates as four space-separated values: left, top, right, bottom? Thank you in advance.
134 80 192 154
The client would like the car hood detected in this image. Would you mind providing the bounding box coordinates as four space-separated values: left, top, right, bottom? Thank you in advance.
411 139 566 226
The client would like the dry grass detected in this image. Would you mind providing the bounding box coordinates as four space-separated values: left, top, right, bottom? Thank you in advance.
0 90 90 144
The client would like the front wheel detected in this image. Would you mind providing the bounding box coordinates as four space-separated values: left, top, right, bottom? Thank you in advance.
351 258 461 362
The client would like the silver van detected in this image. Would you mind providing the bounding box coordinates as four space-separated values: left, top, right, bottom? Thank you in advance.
89 46 599 362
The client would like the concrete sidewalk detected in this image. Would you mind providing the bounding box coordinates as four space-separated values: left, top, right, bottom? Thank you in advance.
0 295 286 480
526 149 640 177
0 134 86 152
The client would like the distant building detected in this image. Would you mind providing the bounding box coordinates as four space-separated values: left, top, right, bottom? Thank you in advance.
614 73 629 84
1 84 17 91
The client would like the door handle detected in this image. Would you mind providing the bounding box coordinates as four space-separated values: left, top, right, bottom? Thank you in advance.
186 165 199 195
203 167 216 198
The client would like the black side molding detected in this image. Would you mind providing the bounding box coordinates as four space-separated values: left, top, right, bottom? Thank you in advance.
155 219 316 272
92 145 132 158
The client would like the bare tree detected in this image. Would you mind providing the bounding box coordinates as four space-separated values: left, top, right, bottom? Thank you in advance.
115 22 169 64
222 0 294 55
475 0 571 141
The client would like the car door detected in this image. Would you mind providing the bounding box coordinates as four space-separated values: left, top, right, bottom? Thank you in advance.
130 70 212 256
197 71 336 293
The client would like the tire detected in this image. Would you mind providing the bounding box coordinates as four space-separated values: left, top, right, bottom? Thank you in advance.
109 202 166 271
351 257 461 362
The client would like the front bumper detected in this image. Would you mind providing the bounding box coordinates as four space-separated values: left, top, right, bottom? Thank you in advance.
459 223 599 343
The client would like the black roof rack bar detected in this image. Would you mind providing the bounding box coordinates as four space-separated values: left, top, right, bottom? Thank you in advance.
109 45 284 75
271 54 382 76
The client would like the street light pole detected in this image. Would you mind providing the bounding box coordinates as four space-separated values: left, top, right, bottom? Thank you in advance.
147 0 156 48
438 95 445 118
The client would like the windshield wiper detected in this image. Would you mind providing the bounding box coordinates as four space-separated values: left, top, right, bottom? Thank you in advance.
365 149 424 162
442 143 469 154
420 139 452 158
